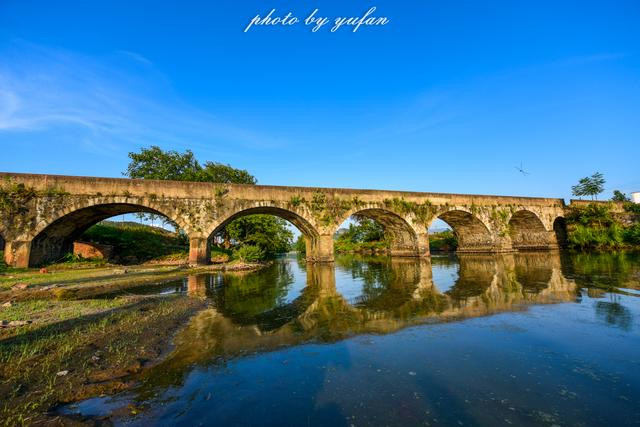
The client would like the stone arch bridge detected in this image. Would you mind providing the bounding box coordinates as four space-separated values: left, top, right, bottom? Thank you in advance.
0 172 568 268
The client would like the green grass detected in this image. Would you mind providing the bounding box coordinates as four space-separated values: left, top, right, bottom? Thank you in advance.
232 245 266 262
210 245 232 262
0 263 196 292
334 239 388 253
0 298 132 326
80 221 188 264
0 264 128 290
0 296 204 425
566 203 640 250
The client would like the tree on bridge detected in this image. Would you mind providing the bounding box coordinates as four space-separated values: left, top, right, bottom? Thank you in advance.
125 146 292 260
612 190 630 202
572 172 605 200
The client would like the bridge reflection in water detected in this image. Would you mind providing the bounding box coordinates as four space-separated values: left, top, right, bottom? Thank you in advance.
149 251 578 385
62 251 640 426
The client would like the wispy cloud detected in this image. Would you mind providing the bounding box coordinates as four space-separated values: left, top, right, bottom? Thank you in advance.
0 41 285 154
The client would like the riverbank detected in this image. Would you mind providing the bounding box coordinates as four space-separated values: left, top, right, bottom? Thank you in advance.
0 294 206 425
0 259 270 301
0 258 273 425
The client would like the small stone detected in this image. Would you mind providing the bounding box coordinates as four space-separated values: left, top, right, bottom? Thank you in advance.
8 320 31 327
1 302 12 308
13 283 28 290
56 370 69 377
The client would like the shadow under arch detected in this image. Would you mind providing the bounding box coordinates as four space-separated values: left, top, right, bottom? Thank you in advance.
509 210 549 250
435 209 494 252
208 206 320 255
342 208 420 256
28 202 183 266
0 229 6 267
553 216 568 248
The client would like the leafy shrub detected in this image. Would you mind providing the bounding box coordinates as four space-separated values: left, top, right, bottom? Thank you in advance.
294 235 306 255
58 252 109 266
232 245 266 262
566 203 639 249
225 214 293 257
429 230 458 252
624 224 640 245
624 202 640 214
565 204 614 227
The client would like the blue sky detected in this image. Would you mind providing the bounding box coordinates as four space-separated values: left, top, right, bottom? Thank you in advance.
0 0 638 201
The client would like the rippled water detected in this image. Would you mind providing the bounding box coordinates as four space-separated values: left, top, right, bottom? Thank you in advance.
63 251 640 426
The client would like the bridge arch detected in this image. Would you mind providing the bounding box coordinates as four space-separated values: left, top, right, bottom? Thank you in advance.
432 208 495 252
205 205 321 261
508 209 550 250
27 198 188 267
335 207 422 257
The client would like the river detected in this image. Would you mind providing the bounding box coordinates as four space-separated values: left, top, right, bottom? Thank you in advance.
60 251 640 426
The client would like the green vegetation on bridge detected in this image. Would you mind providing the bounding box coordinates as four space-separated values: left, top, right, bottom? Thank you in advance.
565 202 640 250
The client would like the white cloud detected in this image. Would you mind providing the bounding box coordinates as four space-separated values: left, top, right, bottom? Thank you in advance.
0 41 285 153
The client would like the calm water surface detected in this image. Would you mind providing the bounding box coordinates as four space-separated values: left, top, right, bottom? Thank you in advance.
63 252 640 426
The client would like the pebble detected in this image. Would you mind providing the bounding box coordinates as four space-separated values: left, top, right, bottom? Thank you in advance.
9 320 31 326
56 370 69 377
0 320 32 327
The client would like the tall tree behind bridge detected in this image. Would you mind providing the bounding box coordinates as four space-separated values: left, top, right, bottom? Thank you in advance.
125 146 291 257
126 146 257 184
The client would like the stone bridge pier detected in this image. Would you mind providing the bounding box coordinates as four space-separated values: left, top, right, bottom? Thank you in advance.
0 173 569 268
